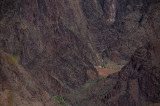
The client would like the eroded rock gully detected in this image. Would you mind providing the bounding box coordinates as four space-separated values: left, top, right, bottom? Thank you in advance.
65 40 160 106
0 0 160 105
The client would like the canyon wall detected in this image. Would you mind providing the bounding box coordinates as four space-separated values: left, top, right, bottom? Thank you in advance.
0 0 160 105
65 40 160 106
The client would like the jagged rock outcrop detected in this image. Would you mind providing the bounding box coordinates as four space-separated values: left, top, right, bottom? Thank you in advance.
0 0 99 105
65 40 160 106
0 49 64 105
1 0 160 65
0 0 99 90
0 0 160 105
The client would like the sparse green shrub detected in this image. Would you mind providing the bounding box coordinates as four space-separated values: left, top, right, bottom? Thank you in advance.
7 55 19 65
7 90 14 106
101 64 106 68
99 75 106 79
54 95 66 106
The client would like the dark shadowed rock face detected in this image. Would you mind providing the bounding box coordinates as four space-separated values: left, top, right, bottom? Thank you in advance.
1 0 160 66
0 0 98 89
0 50 65 105
81 0 160 62
0 0 160 105
0 0 98 105
66 40 160 106
107 40 160 105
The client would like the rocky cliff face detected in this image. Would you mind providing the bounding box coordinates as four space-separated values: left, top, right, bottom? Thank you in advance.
0 0 160 105
65 40 160 106
0 0 99 105
82 0 160 62
1 0 160 65
0 0 99 89
0 49 63 105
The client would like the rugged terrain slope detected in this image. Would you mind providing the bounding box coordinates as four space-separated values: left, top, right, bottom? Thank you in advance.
0 0 160 105
65 40 160 106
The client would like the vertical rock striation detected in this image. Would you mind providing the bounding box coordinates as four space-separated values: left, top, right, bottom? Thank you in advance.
66 40 160 106
0 0 160 105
